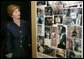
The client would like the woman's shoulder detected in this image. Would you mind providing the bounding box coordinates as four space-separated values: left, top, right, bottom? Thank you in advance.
6 22 12 28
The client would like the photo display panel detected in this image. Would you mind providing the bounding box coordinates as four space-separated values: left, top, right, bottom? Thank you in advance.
36 1 83 58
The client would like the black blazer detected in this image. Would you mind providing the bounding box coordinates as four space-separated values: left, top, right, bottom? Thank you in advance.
4 20 32 58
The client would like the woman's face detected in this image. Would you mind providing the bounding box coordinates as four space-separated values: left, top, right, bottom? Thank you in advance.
12 9 20 19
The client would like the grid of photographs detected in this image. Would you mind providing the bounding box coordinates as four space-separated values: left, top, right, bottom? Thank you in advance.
36 1 83 58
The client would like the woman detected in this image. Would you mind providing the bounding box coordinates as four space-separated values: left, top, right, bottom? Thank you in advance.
4 4 31 58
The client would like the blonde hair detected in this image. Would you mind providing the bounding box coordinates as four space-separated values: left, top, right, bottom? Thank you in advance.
7 4 20 16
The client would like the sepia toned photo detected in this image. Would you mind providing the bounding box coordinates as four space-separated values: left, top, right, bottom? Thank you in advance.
43 45 55 56
67 26 82 52
66 37 73 50
52 4 63 15
51 26 57 47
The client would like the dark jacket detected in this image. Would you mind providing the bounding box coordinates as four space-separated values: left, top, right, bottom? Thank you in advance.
4 20 32 58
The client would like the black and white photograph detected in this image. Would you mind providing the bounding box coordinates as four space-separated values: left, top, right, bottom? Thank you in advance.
63 8 82 25
45 26 51 39
43 45 55 56
37 36 44 45
67 26 82 40
57 25 66 49
37 15 44 24
37 44 45 53
37 44 55 57
66 50 81 58
47 1 53 6
37 25 42 35
37 1 46 6
45 17 53 26
54 15 63 24
63 9 73 25
45 7 52 16
37 7 44 17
